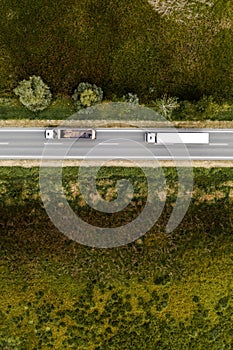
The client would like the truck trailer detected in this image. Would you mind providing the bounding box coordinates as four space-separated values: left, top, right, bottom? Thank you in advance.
45 128 96 140
145 132 209 144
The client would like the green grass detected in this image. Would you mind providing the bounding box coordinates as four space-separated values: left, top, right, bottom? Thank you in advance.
0 96 233 121
0 97 74 120
0 167 233 349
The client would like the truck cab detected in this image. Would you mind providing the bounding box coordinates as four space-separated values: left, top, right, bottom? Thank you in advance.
45 129 56 139
145 132 156 143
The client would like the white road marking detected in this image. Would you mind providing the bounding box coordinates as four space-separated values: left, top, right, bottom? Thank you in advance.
0 156 233 160
209 143 228 146
0 142 9 145
0 128 233 133
0 129 44 132
97 129 143 132
44 142 63 145
97 128 233 133
98 143 119 145
68 156 233 160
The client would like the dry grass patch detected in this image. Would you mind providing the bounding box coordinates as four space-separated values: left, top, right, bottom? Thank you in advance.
0 160 233 168
222 181 233 187
1 119 233 128
198 192 225 202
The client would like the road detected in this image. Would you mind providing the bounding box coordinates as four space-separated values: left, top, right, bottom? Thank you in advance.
0 127 232 160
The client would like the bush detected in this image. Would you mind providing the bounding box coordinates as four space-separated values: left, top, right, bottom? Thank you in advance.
152 94 179 120
172 96 233 121
72 82 103 111
123 93 139 106
195 95 225 118
173 100 198 120
13 76 52 113
196 95 215 113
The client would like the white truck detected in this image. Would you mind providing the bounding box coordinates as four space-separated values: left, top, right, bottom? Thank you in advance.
145 132 209 144
45 128 96 140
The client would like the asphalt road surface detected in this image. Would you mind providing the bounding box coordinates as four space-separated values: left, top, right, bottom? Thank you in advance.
0 127 232 160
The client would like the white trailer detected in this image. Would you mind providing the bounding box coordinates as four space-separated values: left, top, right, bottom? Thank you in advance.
145 132 209 144
45 128 96 140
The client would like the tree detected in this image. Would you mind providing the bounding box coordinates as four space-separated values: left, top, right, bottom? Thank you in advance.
152 94 179 120
72 82 103 111
13 76 52 113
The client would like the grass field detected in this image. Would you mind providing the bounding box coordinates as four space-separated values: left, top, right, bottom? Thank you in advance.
0 1 233 101
0 166 233 349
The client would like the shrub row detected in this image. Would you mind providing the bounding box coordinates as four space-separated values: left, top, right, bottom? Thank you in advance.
12 77 143 116
11 75 233 120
